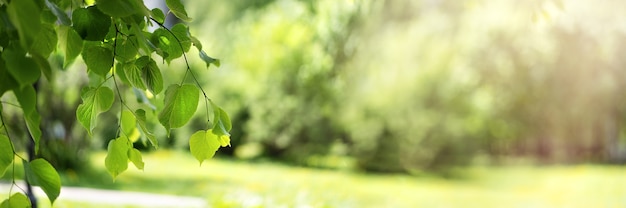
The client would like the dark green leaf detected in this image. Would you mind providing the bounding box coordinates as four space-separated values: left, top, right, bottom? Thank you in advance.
58 26 83 68
151 8 165 24
30 24 58 57
189 130 220 165
0 193 31 208
33 54 53 81
158 84 199 135
165 0 192 21
105 137 130 179
199 50 220 68
171 23 191 52
0 135 12 177
96 0 143 17
137 56 163 94
0 58 18 96
7 0 42 49
44 0 70 25
24 158 61 204
76 86 115 135
136 109 158 148
82 43 113 77
114 36 139 62
14 86 42 153
128 148 144 170
2 49 41 88
72 6 111 41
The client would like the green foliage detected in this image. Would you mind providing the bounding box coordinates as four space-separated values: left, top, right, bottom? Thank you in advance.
166 0 192 21
76 86 115 135
189 130 221 165
7 0 41 50
0 193 30 208
0 135 11 177
71 6 111 41
24 159 61 204
13 86 42 153
2 49 41 88
158 84 200 135
82 43 114 77
104 137 129 179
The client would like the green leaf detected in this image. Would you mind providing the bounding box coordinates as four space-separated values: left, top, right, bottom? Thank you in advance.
30 23 58 57
96 0 143 17
82 43 113 77
7 0 42 49
72 6 111 41
137 56 163 94
136 109 158 148
120 61 145 90
190 35 202 51
132 88 156 110
189 130 220 165
165 0 192 21
45 0 71 25
24 158 61 204
151 28 183 63
0 135 12 178
76 86 115 135
33 54 53 81
151 8 165 24
128 148 144 170
58 26 83 68
14 86 42 153
121 110 136 136
210 101 231 147
199 50 220 68
158 84 199 135
2 49 41 88
0 193 31 208
0 58 18 96
105 137 130 179
171 23 191 52
114 36 139 62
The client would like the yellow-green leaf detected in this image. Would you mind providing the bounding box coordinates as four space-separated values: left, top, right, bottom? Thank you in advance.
0 135 12 177
189 130 220 165
165 0 192 21
82 44 113 77
0 193 31 208
120 110 136 136
105 137 130 178
128 148 144 170
24 159 61 204
13 86 42 153
76 86 115 135
136 109 158 148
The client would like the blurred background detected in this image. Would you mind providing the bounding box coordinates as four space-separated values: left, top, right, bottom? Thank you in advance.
2 0 626 207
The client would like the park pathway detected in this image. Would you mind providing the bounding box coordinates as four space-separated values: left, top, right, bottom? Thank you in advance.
0 182 206 207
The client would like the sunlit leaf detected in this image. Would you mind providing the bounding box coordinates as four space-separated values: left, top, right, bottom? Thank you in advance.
121 110 136 136
137 56 163 94
76 86 115 135
24 159 61 204
171 23 191 52
58 26 83 68
105 137 130 179
82 43 113 77
158 84 199 135
136 109 158 148
0 135 12 177
115 36 139 62
151 8 165 24
0 193 31 208
165 0 192 21
189 130 220 165
210 101 231 147
128 148 144 170
151 28 183 63
72 6 111 41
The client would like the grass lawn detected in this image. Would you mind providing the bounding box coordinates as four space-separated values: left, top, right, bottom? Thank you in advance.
3 151 626 207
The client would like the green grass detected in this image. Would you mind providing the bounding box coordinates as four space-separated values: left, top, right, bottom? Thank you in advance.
4 151 626 207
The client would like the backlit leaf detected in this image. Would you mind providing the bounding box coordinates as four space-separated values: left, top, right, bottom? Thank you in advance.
128 148 144 170
210 101 231 147
82 43 113 77
158 84 199 135
24 159 61 204
171 23 191 52
121 61 146 90
105 137 130 179
0 193 31 208
72 6 111 41
189 130 220 165
58 26 83 68
151 28 182 63
165 0 192 21
114 36 139 62
151 8 165 24
138 56 163 94
14 86 42 153
121 110 136 136
0 135 12 177
136 109 158 148
76 86 115 135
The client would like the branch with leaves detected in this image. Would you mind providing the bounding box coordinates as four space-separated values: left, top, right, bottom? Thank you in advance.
0 0 230 206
